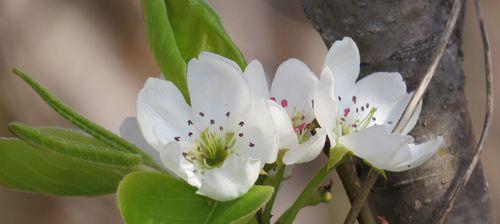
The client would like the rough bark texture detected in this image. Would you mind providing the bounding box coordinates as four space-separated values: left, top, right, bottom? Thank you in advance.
300 0 496 223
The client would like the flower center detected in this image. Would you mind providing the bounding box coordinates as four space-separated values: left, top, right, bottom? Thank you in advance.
338 106 377 136
291 111 317 144
183 129 236 169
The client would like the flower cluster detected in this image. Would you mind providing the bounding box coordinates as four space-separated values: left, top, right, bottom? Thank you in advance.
121 37 442 201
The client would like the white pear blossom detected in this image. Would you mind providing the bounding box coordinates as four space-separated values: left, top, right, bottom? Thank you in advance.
244 59 326 165
314 37 443 172
120 52 279 201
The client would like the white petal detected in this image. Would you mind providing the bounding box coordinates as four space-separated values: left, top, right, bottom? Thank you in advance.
391 136 444 172
323 37 360 96
196 155 261 201
137 78 194 150
339 125 413 170
283 128 327 165
119 117 161 164
270 58 318 122
314 67 338 138
350 72 408 127
187 52 251 132
384 92 422 134
236 99 279 163
268 100 299 150
245 60 270 99
159 141 202 188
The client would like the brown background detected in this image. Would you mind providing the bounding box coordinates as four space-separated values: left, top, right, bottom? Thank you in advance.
0 0 498 223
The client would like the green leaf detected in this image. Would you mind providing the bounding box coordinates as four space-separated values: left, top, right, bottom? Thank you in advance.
141 0 246 102
9 122 142 167
12 69 163 171
118 171 273 224
0 138 140 196
327 145 350 170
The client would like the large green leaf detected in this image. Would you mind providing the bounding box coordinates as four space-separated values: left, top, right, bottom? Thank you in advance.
12 69 163 171
141 0 246 102
9 122 142 167
118 171 273 224
0 138 142 196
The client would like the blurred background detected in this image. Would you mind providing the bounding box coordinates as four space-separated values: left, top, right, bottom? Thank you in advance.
0 0 498 223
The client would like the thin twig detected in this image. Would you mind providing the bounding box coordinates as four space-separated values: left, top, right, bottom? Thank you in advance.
343 0 464 223
435 0 493 222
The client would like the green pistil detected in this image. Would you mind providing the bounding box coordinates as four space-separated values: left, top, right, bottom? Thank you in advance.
291 111 317 144
337 107 378 136
186 129 236 169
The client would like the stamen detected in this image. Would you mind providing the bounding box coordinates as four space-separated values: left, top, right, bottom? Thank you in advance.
199 112 204 117
352 96 357 103
270 97 277 102
372 117 376 121
344 108 351 117
188 132 193 137
356 108 359 113
238 133 244 137
239 121 245 127
182 152 188 157
219 126 224 131
361 106 365 111
174 136 180 141
210 119 215 125
225 112 230 117
281 99 288 108
249 142 255 147
188 120 193 126
366 103 370 108
338 96 342 101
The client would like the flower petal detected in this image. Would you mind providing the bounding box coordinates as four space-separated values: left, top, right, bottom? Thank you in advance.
236 99 279 163
391 136 444 172
196 155 261 201
187 52 251 132
137 78 194 150
351 72 408 127
339 125 413 170
314 67 338 139
384 92 423 134
245 60 270 99
119 117 160 164
323 37 360 96
159 141 202 188
283 128 327 165
270 58 318 122
268 100 299 150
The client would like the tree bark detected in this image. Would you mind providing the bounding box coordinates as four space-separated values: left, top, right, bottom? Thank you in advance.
300 0 496 223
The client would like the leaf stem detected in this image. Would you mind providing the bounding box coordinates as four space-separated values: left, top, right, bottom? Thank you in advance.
277 164 330 224
262 165 286 223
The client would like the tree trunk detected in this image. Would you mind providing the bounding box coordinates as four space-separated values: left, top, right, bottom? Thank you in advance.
300 0 496 223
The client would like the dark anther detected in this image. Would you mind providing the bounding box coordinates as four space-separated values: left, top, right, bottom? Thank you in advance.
210 119 215 125
199 112 204 117
249 142 255 147
225 112 230 117
188 120 193 126
174 136 180 141
238 133 244 137
239 121 245 127
188 132 193 137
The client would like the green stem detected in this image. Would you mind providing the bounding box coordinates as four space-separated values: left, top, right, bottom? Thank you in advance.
262 165 286 223
277 164 330 224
